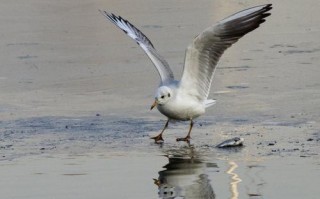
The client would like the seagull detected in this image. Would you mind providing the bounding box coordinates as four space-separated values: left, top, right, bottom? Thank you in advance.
100 4 272 143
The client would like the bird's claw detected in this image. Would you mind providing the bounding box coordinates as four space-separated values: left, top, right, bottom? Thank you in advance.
176 136 191 143
150 134 164 143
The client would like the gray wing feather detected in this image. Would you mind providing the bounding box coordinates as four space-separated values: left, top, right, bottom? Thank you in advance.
100 11 174 84
179 4 272 101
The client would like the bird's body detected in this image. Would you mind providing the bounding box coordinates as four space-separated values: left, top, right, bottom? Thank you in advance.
156 85 206 121
149 81 206 121
100 4 272 143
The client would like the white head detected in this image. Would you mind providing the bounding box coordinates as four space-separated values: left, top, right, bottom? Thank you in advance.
150 86 173 110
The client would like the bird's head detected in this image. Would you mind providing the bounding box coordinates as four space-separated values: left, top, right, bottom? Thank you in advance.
150 86 173 110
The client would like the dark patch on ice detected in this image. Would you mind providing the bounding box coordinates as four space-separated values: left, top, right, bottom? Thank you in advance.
7 42 39 46
251 49 263 52
262 120 307 127
17 55 38 60
270 44 297 48
142 25 163 29
226 85 249 89
282 48 320 55
0 116 164 160
219 65 251 70
63 173 87 176
0 116 161 137
231 118 249 124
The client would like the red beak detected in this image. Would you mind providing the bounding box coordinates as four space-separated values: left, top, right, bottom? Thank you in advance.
150 100 157 110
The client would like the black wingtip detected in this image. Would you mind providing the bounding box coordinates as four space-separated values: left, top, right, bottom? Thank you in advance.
99 10 109 17
99 10 156 49
99 10 115 21
262 4 273 14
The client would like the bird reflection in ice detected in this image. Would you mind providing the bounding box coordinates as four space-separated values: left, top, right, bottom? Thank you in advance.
153 148 216 199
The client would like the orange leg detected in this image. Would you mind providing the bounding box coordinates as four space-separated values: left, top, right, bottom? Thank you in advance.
176 120 193 143
151 120 169 143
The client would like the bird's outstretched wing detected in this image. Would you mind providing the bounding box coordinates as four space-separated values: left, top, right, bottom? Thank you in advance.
100 11 174 84
179 4 272 101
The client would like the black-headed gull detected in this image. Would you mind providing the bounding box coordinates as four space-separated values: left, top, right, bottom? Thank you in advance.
100 4 272 143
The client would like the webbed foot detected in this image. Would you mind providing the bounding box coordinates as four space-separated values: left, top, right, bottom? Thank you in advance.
176 136 191 143
151 134 164 143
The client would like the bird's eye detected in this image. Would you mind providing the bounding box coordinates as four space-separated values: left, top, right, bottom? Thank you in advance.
161 95 165 99
168 93 171 97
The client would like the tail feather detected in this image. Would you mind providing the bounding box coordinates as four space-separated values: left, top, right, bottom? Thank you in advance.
204 99 216 108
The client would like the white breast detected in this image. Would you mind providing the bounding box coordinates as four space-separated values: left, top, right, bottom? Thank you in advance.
157 94 205 120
